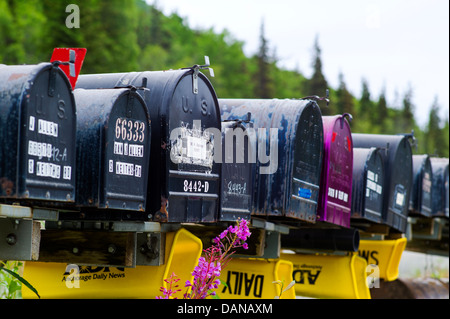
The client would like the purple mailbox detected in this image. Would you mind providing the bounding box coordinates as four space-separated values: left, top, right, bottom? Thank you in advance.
317 114 353 227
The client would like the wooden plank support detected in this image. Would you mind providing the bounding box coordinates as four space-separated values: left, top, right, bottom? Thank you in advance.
38 230 136 267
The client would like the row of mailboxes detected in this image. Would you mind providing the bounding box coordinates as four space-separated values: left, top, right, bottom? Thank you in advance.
1 62 447 232
352 134 414 233
0 65 223 224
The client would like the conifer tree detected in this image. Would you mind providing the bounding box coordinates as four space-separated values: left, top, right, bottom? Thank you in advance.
375 88 388 132
400 85 416 133
254 19 274 98
425 96 446 156
308 35 330 113
335 72 355 116
359 78 372 114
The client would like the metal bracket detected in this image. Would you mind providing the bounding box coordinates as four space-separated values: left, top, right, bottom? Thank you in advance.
251 218 290 235
182 56 215 94
49 49 76 96
136 232 165 266
301 89 330 106
0 217 41 261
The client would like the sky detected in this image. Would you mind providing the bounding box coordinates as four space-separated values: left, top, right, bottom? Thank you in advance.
152 0 449 129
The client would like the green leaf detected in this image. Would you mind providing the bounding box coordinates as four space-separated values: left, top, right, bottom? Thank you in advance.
220 279 228 289
0 266 40 299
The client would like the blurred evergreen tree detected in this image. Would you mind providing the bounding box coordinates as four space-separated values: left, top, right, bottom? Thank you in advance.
335 72 355 116
425 96 446 156
254 19 274 98
375 87 388 132
307 35 330 114
358 78 376 129
399 85 416 133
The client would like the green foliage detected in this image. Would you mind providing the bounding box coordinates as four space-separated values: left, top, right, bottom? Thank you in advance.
0 261 22 299
0 261 39 299
0 0 447 155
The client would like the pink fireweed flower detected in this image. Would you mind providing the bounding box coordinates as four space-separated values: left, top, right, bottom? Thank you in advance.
156 272 182 299
157 219 251 299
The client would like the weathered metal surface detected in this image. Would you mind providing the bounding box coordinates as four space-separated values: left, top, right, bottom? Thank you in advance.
351 147 384 224
73 88 151 213
352 133 413 233
219 99 323 223
219 120 255 221
410 154 433 217
430 157 449 217
317 115 353 228
76 69 221 223
0 63 76 204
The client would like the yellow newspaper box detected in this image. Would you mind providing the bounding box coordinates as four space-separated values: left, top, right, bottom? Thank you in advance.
281 253 371 299
218 258 295 299
22 228 202 298
358 237 407 281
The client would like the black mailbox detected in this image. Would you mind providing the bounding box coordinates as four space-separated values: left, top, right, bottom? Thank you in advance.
219 99 323 223
351 147 384 225
352 133 413 233
0 63 76 204
430 157 449 217
76 69 221 222
220 119 256 221
410 155 433 217
73 88 151 213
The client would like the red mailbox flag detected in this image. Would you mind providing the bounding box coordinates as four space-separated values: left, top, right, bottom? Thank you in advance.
50 48 87 90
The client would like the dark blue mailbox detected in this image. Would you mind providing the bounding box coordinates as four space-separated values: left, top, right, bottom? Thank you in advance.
0 63 76 205
351 147 384 225
410 154 433 217
73 88 151 213
219 119 256 222
430 157 449 217
219 99 323 223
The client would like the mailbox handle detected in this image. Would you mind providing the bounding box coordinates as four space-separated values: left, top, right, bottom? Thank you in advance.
340 113 353 128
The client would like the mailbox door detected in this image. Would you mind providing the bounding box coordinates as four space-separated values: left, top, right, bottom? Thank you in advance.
220 121 255 221
0 63 76 203
430 158 449 217
318 116 353 227
388 138 412 232
362 148 384 223
74 88 150 212
288 101 323 222
166 71 221 222
410 155 432 217
103 90 150 211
